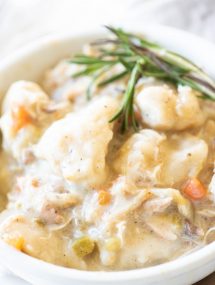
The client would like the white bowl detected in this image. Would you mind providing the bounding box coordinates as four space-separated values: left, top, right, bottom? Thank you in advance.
0 24 215 285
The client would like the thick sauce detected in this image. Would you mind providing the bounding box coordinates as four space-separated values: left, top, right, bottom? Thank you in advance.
0 51 214 271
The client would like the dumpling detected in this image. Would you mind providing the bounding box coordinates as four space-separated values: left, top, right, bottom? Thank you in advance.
161 134 208 186
136 84 205 131
114 130 208 187
113 129 166 186
0 81 49 160
43 61 90 102
2 80 49 113
36 96 119 187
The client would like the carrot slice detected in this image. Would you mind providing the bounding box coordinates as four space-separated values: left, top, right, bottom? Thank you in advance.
6 236 25 251
31 178 39 188
98 190 111 205
12 105 32 133
182 178 207 200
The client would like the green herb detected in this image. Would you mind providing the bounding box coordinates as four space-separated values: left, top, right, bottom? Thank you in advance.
109 62 141 133
70 26 215 132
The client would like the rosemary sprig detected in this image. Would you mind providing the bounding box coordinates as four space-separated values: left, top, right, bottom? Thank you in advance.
98 70 128 87
70 26 215 132
109 62 141 132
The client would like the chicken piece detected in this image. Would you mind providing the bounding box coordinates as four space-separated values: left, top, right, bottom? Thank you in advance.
77 176 148 228
148 188 193 220
113 129 166 186
136 84 205 131
36 96 119 187
114 130 208 187
142 188 193 240
143 197 173 214
0 81 50 160
39 203 65 225
8 171 80 227
101 177 149 230
38 191 79 227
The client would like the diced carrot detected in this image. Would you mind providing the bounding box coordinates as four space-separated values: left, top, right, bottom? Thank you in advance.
12 105 32 133
98 190 111 205
31 178 39 188
182 178 207 200
6 236 25 251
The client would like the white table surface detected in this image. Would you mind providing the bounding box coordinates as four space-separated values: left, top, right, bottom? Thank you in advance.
0 0 214 284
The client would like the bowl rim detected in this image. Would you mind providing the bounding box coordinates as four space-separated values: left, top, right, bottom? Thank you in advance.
1 239 215 282
0 24 215 282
